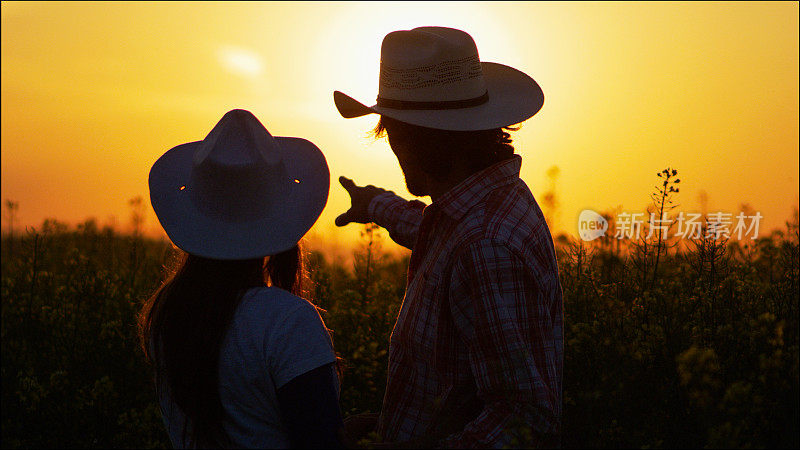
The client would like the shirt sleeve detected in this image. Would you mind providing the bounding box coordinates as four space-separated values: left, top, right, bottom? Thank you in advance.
266 300 337 389
276 363 345 448
443 238 560 448
367 191 426 250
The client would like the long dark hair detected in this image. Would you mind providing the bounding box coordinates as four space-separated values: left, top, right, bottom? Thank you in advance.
373 115 519 177
138 244 305 448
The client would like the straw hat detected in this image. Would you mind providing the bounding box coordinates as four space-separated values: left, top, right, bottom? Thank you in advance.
333 26 544 131
149 109 329 260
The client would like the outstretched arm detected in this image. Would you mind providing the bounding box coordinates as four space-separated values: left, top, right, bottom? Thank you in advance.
335 176 424 250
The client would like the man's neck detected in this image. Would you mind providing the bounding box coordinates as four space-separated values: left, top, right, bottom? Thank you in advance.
427 164 476 202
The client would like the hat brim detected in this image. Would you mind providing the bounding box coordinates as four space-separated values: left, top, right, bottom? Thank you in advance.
149 137 329 260
333 62 544 131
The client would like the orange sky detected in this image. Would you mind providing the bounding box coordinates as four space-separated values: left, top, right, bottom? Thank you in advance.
2 1 798 256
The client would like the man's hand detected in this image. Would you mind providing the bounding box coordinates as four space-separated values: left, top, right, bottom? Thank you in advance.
335 176 388 227
343 412 379 447
343 412 437 448
367 439 433 449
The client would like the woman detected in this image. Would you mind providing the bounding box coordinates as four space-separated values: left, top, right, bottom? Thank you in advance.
139 109 343 448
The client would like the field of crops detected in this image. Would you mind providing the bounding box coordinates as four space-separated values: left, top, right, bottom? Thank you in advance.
2 210 798 448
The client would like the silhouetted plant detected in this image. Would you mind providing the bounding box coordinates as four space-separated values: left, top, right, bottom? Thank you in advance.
4 199 19 258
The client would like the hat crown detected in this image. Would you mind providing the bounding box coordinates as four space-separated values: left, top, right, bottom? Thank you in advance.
378 26 487 103
193 109 282 167
190 109 287 223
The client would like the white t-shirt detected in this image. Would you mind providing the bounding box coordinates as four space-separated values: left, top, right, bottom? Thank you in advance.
159 286 337 448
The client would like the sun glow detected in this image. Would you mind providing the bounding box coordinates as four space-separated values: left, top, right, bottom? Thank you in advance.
311 2 518 106
1 2 797 255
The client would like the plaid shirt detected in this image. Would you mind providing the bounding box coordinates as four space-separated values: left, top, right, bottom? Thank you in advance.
368 155 563 448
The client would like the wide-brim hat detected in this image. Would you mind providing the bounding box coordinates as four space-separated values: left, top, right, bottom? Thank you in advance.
333 26 544 131
149 109 329 260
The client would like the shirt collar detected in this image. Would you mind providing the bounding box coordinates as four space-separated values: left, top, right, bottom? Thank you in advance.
429 155 523 221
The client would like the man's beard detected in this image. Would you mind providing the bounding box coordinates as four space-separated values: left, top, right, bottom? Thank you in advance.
402 169 429 197
392 143 430 198
405 178 427 197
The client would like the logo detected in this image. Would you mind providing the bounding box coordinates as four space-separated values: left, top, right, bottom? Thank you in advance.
578 209 608 241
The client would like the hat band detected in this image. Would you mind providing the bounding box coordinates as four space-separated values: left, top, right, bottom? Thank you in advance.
376 91 489 110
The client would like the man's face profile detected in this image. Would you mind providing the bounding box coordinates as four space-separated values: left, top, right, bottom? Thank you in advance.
387 127 429 198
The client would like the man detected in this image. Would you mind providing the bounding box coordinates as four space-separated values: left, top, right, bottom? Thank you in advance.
333 27 563 448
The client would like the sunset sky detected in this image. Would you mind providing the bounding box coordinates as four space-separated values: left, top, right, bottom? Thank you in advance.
2 1 798 256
